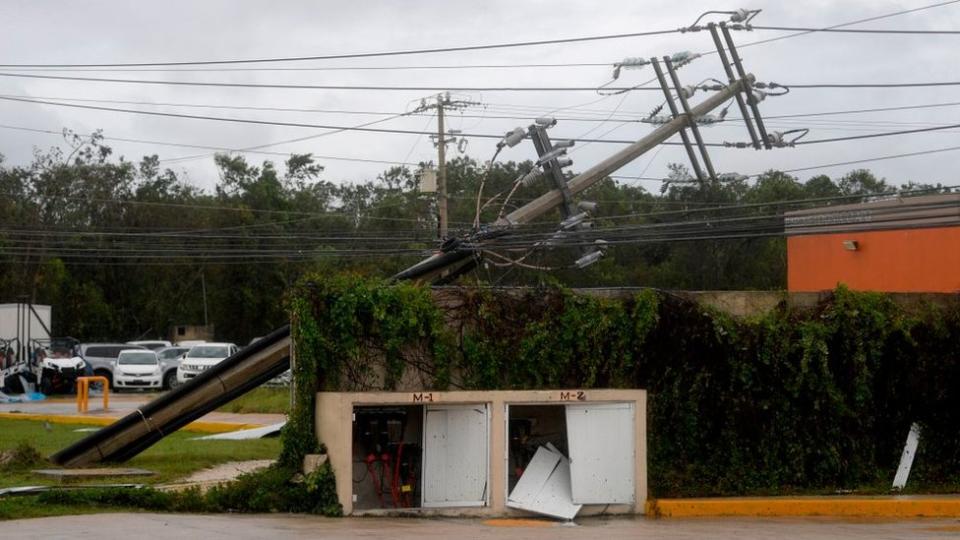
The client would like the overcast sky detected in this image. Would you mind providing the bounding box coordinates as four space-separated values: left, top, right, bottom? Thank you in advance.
1 0 958 194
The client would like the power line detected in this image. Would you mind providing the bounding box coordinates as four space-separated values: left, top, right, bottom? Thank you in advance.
0 28 680 68
784 81 960 89
0 72 656 92
797 122 960 144
613 144 960 183
733 0 960 50
750 25 960 35
0 96 695 146
0 123 418 166
748 100 960 120
0 62 612 73
7 93 960 126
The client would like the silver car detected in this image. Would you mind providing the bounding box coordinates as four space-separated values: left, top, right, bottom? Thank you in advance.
156 346 190 389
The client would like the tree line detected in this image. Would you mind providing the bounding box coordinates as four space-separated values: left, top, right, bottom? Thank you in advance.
0 130 949 344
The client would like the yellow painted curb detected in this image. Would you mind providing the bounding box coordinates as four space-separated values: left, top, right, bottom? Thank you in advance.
647 497 960 518
0 412 263 434
483 518 556 528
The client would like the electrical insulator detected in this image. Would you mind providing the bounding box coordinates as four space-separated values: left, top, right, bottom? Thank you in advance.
620 57 650 69
574 248 604 269
670 51 701 67
730 8 752 22
499 127 526 148
536 147 568 166
717 173 748 182
535 117 557 127
767 132 785 146
578 200 598 212
697 114 722 125
560 212 588 230
681 85 697 99
555 158 573 168
750 90 767 104
519 170 543 187
553 139 575 149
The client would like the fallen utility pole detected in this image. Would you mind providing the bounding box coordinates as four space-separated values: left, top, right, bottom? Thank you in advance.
498 75 752 227
393 73 752 284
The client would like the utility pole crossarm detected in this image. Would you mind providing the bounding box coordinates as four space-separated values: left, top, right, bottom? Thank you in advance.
497 74 753 227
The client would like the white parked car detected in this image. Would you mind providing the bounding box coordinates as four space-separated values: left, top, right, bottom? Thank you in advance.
114 349 162 390
176 343 239 384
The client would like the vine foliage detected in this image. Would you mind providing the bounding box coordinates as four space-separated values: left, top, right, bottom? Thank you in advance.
285 276 960 497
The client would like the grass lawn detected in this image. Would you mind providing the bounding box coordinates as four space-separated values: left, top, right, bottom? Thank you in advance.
0 418 280 520
216 386 290 414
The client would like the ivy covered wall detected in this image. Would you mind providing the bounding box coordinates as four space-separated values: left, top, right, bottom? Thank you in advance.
285 275 960 497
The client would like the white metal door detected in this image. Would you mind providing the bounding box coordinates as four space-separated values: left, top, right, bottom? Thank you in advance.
422 404 489 507
565 402 635 504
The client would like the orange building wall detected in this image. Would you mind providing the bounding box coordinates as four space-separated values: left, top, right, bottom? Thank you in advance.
787 226 960 292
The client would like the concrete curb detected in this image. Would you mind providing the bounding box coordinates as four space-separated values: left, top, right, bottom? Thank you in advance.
0 412 264 433
647 497 960 518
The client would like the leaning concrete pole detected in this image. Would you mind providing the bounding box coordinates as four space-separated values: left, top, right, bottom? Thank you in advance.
496 75 754 227
393 75 754 283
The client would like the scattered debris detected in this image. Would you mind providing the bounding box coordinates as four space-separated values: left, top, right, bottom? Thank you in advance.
0 484 144 498
506 444 581 521
0 390 45 403
32 467 156 479
191 421 285 441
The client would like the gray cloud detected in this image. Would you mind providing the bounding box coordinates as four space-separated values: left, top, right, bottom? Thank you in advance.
1 0 958 191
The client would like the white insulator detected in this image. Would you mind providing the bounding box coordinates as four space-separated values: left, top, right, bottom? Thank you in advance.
553 139 575 149
574 249 604 269
560 212 588 230
519 170 543 187
577 200 598 212
535 117 557 127
682 85 697 99
536 147 568 165
730 8 752 22
620 57 649 69
500 127 526 148
555 158 573 168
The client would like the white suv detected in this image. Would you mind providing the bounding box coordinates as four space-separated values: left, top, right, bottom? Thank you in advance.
114 349 162 390
176 343 238 384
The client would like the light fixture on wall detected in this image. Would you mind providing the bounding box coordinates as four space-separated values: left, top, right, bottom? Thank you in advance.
842 240 859 251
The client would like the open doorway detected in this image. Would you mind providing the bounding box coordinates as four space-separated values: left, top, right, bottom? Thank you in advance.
506 402 636 519
351 403 490 511
352 405 422 510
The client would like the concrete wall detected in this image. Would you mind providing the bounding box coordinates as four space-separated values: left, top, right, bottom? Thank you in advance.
787 227 960 293
316 389 647 517
433 287 959 318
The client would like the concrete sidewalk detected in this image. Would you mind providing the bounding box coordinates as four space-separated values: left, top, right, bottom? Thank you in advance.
4 513 960 540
